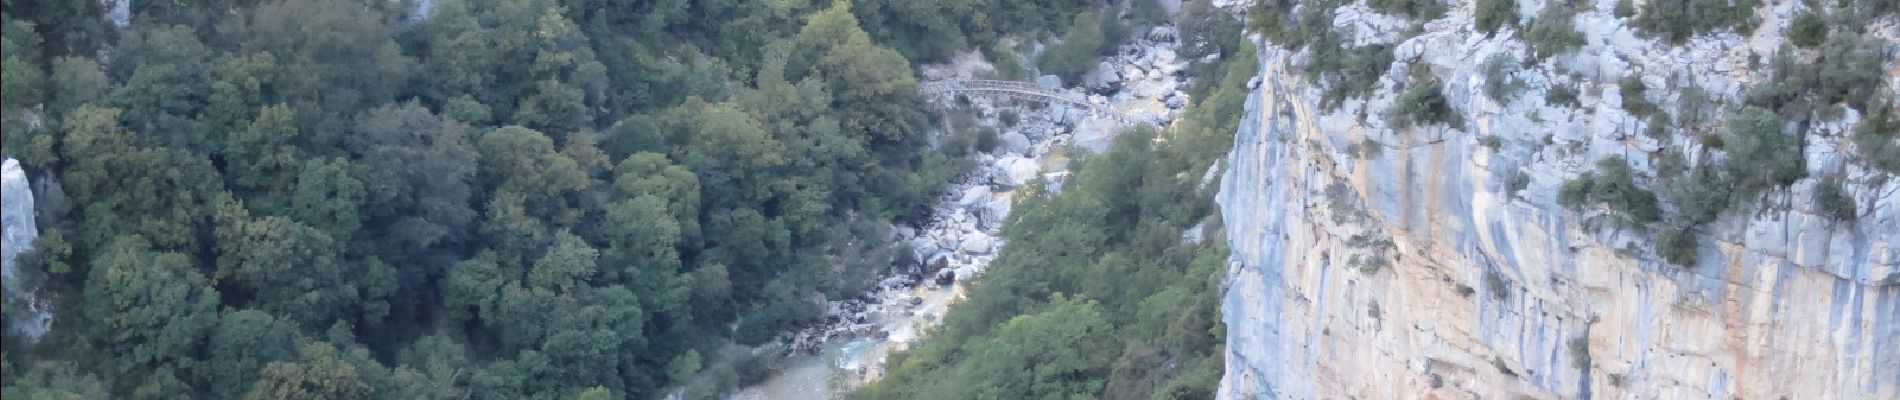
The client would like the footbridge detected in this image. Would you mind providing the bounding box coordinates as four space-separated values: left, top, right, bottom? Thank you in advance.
919 80 1147 125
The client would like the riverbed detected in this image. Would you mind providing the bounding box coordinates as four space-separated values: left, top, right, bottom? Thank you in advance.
729 26 1191 400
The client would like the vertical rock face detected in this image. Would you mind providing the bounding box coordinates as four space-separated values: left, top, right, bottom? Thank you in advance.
1216 3 1898 399
3 157 52 340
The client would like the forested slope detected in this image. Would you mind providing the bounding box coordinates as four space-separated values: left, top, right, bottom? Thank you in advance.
852 13 1256 399
0 0 1095 398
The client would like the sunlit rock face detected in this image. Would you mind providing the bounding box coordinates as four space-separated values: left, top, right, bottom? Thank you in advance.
3 157 52 340
1215 2 1898 399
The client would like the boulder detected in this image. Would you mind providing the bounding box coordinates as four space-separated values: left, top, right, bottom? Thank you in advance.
1083 62 1122 94
1166 92 1188 109
1001 131 1033 155
994 157 1042 187
957 185 992 209
1036 74 1063 91
959 234 995 255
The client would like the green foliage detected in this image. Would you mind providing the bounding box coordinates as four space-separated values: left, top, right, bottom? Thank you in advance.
1252 0 1341 50
1720 107 1804 198
1176 0 1245 60
856 38 1258 400
1546 83 1582 107
83 236 222 391
1475 0 1518 36
1482 55 1524 103
1309 33 1395 109
1633 0 1762 44
1655 223 1700 266
1853 106 1900 174
1521 1 1587 60
1390 77 1463 129
0 361 108 400
1813 177 1857 221
1504 169 1531 197
1613 0 1636 18
1560 156 1662 224
1367 0 1448 21
1040 12 1110 85
0 0 1135 398
1788 11 1828 48
1619 75 1657 117
1749 34 1887 119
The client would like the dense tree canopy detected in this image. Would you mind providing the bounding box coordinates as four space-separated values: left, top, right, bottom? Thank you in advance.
1 0 1092 398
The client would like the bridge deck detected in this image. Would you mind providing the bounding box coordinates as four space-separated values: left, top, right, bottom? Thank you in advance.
920 80 1144 124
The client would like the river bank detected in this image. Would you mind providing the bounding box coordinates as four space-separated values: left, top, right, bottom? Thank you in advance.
729 25 1195 400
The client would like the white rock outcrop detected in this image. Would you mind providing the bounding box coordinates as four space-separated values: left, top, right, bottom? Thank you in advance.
1216 2 1898 399
2 158 52 340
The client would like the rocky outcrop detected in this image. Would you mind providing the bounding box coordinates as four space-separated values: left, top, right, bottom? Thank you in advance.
3 157 52 340
1216 2 1898 399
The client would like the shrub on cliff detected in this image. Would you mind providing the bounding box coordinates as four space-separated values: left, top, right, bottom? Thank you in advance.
1310 33 1395 109
1521 0 1587 60
1475 0 1518 36
1620 75 1658 117
1633 0 1761 44
1560 156 1662 225
1720 107 1804 199
1390 77 1463 129
1814 177 1858 221
1040 11 1110 86
1788 11 1828 48
1368 0 1448 21
1853 105 1900 174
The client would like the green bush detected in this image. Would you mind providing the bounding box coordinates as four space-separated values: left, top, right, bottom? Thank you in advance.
1720 107 1804 198
1559 172 1596 208
1504 169 1531 196
1391 77 1463 129
1665 165 1733 225
1614 0 1636 18
1788 11 1828 48
1644 113 1673 140
1749 35 1887 118
1521 1 1587 60
1482 55 1524 103
1656 223 1700 266
1853 105 1899 173
1814 177 1857 220
1561 156 1662 224
1040 12 1110 85
1310 33 1396 109
1620 75 1657 117
974 126 1000 154
1546 83 1582 107
1475 0 1518 36
1368 0 1448 21
1252 0 1341 50
1633 0 1762 44
1676 84 1712 128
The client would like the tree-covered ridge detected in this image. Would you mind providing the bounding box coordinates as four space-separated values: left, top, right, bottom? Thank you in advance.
854 37 1259 400
0 0 1093 398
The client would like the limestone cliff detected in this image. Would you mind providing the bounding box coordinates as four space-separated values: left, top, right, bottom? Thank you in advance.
1215 1 1898 398
3 157 51 340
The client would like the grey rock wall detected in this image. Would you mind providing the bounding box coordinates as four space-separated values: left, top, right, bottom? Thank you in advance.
1216 1 1899 398
3 157 52 340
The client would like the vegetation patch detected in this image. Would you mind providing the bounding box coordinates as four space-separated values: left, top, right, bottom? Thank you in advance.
1632 0 1762 44
1521 0 1587 60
